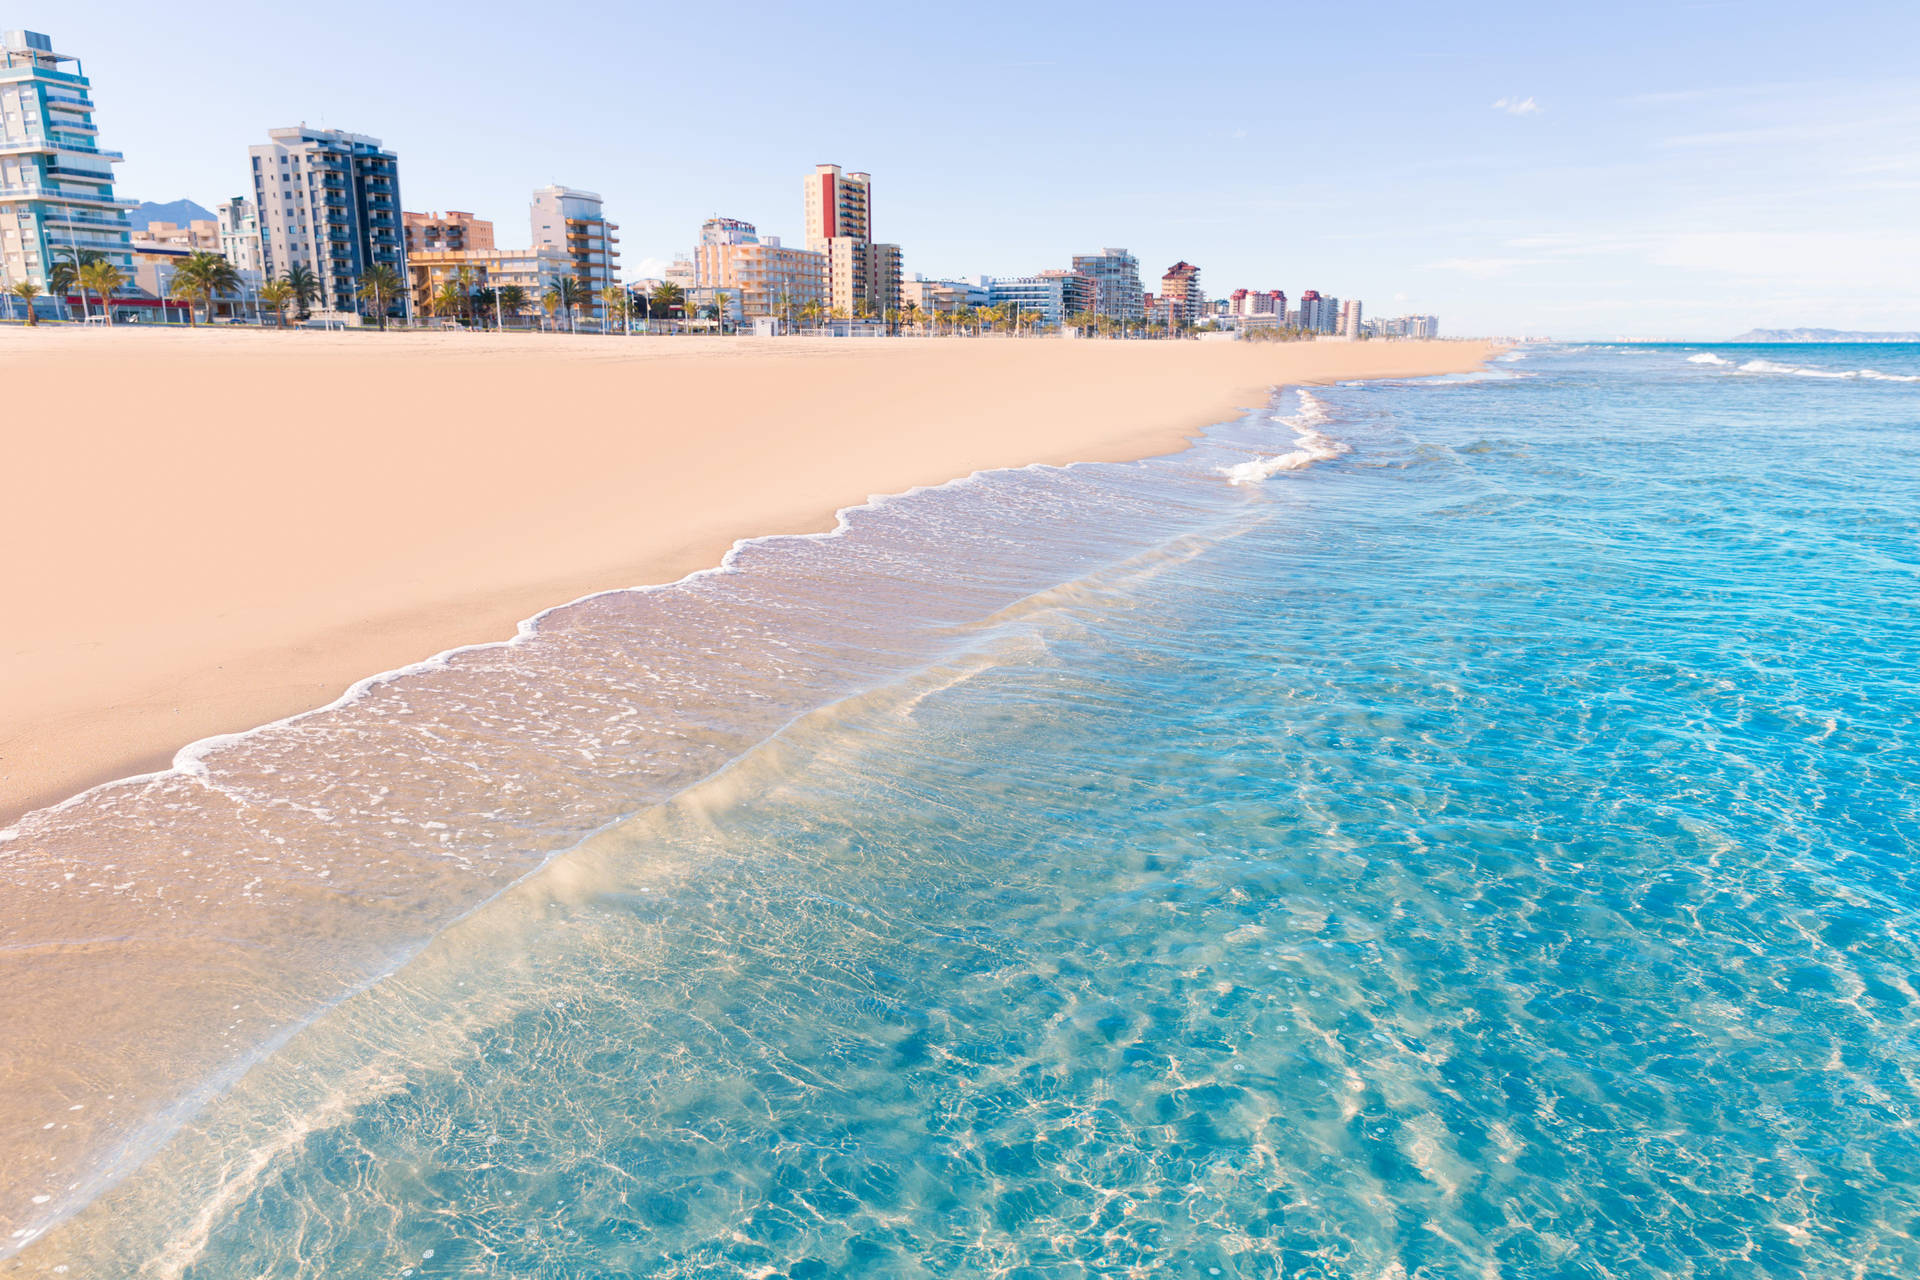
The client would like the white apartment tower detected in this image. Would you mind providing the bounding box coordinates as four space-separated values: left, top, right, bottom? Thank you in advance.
214 194 263 277
532 185 619 323
249 125 406 314
0 28 135 306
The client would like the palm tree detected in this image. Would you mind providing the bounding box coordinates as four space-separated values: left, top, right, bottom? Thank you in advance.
431 281 467 326
649 282 685 333
258 279 296 328
77 259 126 324
10 279 41 325
799 299 824 330
453 266 478 328
498 285 529 328
284 264 319 319
357 264 404 330
710 289 731 335
170 251 241 326
546 277 586 333
540 288 561 332
1019 308 1043 336
598 285 628 334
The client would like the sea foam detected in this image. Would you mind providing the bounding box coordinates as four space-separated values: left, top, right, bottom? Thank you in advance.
1735 358 1919 382
1219 392 1349 484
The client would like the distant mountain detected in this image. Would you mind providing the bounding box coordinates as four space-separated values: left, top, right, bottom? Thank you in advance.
129 199 215 229
1730 327 1920 343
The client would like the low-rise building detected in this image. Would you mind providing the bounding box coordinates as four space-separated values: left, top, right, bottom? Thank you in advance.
406 245 574 320
987 269 1096 327
136 218 221 251
900 274 989 317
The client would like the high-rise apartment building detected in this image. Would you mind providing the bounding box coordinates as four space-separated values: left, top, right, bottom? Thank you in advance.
1339 298 1363 338
693 215 827 318
804 163 870 245
802 163 901 316
1071 248 1144 319
0 28 135 306
403 209 494 254
250 125 406 313
867 241 902 316
214 195 263 277
1297 289 1325 332
531 185 618 321
1228 288 1285 318
1158 261 1204 325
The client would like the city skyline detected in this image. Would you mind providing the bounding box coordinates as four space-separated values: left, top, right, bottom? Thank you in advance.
10 0 1920 338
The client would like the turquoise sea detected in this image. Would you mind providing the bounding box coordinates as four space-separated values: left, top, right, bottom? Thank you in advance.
8 343 1920 1277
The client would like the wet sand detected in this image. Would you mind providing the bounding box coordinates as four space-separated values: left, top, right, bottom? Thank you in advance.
0 328 1496 827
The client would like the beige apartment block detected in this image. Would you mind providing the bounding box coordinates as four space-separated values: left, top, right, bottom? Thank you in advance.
403 209 495 254
695 234 827 318
137 218 222 251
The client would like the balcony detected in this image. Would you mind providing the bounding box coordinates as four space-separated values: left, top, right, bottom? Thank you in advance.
0 183 138 209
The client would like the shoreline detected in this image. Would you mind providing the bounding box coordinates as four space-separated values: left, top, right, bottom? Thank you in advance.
0 330 1498 830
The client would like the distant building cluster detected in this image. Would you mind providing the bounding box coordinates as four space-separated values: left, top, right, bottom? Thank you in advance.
1368 314 1441 339
0 25 1441 338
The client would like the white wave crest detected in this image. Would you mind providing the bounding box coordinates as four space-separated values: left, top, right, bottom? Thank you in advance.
1687 353 1732 365
1734 359 1919 382
1220 392 1349 485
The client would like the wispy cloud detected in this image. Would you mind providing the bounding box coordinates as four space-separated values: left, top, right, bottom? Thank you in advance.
1422 256 1536 277
1492 96 1541 116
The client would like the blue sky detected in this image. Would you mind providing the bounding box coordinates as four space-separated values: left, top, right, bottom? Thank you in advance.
24 0 1920 338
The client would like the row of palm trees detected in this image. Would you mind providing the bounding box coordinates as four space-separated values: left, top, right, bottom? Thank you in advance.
7 254 1181 339
768 299 1052 337
6 247 296 327
416 276 723 336
7 250 130 326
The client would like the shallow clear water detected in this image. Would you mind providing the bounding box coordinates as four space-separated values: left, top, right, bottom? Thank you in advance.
11 343 1920 1277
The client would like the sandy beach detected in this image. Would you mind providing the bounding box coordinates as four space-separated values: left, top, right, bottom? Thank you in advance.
0 328 1495 828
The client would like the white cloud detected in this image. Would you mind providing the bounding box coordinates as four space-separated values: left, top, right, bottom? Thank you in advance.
1422 256 1536 277
1492 96 1541 116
